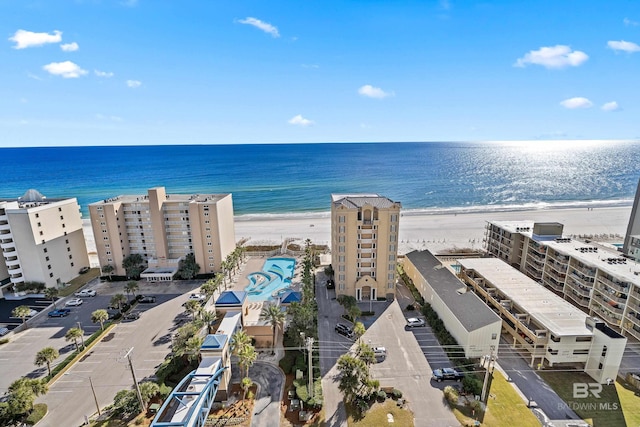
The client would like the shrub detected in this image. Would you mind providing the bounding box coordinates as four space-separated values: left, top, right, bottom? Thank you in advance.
361 311 374 316
444 386 459 404
294 379 309 401
391 389 403 399
25 403 47 425
279 355 294 374
0 338 9 345
462 376 483 396
246 390 254 400
376 390 387 401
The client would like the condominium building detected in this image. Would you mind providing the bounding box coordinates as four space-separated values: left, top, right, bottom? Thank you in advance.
458 258 626 384
623 178 640 261
484 220 640 341
89 187 235 278
0 190 89 296
331 194 401 300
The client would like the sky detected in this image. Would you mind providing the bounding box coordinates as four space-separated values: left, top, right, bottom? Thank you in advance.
2 0 640 147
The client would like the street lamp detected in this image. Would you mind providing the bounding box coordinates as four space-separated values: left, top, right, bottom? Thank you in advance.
77 322 85 348
64 372 101 416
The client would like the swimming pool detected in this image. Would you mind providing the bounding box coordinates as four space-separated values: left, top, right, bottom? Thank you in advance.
245 257 296 302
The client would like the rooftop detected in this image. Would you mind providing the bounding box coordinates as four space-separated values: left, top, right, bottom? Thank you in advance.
331 193 400 209
458 257 591 337
405 250 501 332
216 290 247 306
89 192 229 206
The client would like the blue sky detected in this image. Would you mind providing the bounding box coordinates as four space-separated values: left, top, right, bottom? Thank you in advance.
2 0 640 146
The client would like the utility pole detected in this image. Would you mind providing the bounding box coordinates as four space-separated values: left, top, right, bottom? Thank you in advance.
124 347 145 412
88 376 101 416
307 337 314 399
480 346 496 403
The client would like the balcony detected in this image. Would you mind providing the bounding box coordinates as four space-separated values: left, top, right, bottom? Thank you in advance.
594 286 628 304
4 257 20 267
566 291 590 308
571 264 596 277
565 279 591 297
0 223 11 232
626 312 640 328
597 276 630 293
591 296 624 315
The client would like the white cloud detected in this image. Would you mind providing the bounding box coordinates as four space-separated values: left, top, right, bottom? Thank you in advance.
9 29 62 49
607 40 640 53
624 18 639 26
126 80 142 88
288 114 313 126
358 84 394 99
60 42 79 52
94 69 114 78
42 61 87 78
238 17 280 38
601 101 620 112
560 97 593 109
514 45 588 69
27 72 43 81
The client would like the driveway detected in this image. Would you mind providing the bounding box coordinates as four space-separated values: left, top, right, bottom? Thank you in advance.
228 360 284 427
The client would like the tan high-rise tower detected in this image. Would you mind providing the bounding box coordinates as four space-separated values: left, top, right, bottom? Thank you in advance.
331 194 401 300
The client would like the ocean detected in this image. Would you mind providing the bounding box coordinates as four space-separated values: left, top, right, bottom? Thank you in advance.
2 140 639 218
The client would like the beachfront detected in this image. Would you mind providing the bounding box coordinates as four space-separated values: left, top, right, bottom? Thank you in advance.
84 205 633 263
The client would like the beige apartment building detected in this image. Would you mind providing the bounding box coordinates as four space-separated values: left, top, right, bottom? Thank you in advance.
458 258 627 384
89 187 235 278
0 190 89 296
485 220 640 342
331 194 401 300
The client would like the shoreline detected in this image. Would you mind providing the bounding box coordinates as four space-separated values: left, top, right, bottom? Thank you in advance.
83 205 633 261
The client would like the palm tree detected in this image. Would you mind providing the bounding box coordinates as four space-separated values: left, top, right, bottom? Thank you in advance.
125 281 139 302
353 321 366 343
12 305 32 326
91 309 109 330
65 327 84 351
122 253 144 279
183 300 202 321
348 304 362 324
260 303 286 355
110 293 127 311
230 330 252 356
102 264 114 281
44 287 59 308
201 310 217 333
238 345 257 378
241 377 253 402
34 346 59 377
139 381 160 408
184 336 203 365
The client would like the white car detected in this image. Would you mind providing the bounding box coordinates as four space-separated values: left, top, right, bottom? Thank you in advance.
188 293 206 301
406 317 426 328
65 298 83 306
75 289 96 297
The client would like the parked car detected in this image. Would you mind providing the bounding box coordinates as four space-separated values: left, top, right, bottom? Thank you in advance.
432 368 464 382
123 312 140 321
75 289 96 297
138 295 156 303
48 308 71 317
326 279 335 290
373 346 387 361
335 323 354 338
79 266 90 274
0 327 10 336
65 298 83 306
188 293 206 302
26 309 38 317
406 317 426 328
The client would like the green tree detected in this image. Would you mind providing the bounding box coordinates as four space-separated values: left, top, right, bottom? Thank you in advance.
65 327 84 351
122 253 145 279
91 309 109 331
260 303 286 355
241 377 253 401
355 342 376 366
238 345 257 378
124 281 139 302
112 389 139 416
44 287 59 308
139 382 160 407
177 253 200 279
336 354 369 403
353 322 366 343
110 293 127 311
34 347 59 377
230 330 252 356
201 310 217 334
184 336 203 364
12 305 32 326
102 264 115 280
183 299 202 321
348 305 362 323
6 378 48 415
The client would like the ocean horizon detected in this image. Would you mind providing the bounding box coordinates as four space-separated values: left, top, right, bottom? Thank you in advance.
3 141 639 218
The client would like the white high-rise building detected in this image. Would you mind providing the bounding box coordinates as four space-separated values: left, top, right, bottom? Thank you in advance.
0 190 89 297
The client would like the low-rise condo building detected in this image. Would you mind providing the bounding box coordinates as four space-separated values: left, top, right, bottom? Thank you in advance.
484 220 640 341
89 187 235 279
0 190 89 296
403 250 502 358
331 194 401 300
458 258 626 384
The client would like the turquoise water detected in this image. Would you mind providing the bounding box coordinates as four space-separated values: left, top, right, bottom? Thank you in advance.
245 257 296 302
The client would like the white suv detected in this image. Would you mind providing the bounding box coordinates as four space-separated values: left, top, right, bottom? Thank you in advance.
75 289 97 297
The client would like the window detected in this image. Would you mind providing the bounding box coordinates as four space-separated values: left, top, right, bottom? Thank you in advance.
391 214 398 222
209 263 214 267
339 215 345 223
390 225 396 232
62 223 65 228
37 222 41 227
43 248 48 253
491 333 497 340
339 274 345 281
573 349 589 355
106 251 111 255
58 207 62 212
548 348 558 355
39 231 43 236
67 247 71 252
48 265 52 270
35 213 39 218
339 265 345 271
389 244 396 252
339 226 345 233
49 273 53 278
107 258 113 262
339 246 345 253
339 256 345 262
60 215 64 220
388 273 394 279
208 249 213 253
601 346 607 357
45 256 50 261
65 239 69 244
70 262 74 267
103 237 109 240
207 242 212 246
389 254 395 261
69 254 73 259
388 263 394 271
576 336 592 342
101 222 106 226
550 335 560 343
339 236 345 243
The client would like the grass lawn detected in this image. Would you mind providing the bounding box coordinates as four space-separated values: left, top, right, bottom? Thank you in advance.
448 371 539 427
60 268 101 296
538 371 628 427
616 379 640 427
346 399 414 427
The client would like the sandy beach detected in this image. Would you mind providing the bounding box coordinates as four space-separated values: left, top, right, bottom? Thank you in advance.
83 206 633 262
